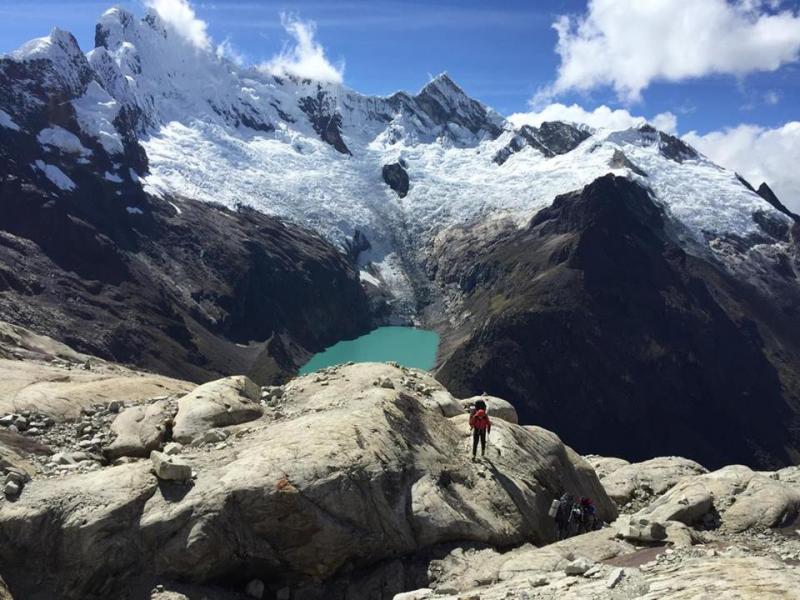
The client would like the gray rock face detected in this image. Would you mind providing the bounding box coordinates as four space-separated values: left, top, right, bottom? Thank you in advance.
409 547 800 600
423 390 464 418
382 162 410 198
163 442 183 456
103 400 175 460
171 376 262 443
298 90 351 155
423 529 635 596
583 455 631 480
635 465 800 532
0 364 613 599
609 149 647 177
599 456 708 505
493 122 591 165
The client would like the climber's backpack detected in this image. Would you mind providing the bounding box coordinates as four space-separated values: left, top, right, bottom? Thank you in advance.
470 409 490 430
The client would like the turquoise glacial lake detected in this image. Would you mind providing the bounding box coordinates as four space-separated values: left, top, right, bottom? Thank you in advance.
299 326 440 374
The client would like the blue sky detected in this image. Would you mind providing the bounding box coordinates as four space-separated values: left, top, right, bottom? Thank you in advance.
0 0 797 134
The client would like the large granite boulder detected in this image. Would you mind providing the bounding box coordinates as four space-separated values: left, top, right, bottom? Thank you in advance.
583 455 631 479
599 456 708 505
0 363 614 599
463 395 518 424
171 376 262 443
103 400 175 460
635 465 800 532
419 390 464 418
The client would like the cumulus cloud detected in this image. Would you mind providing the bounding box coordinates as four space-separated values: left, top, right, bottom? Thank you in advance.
684 122 800 212
509 103 678 134
260 14 344 84
144 0 211 51
545 0 800 102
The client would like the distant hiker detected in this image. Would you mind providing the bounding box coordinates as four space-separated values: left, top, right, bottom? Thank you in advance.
578 496 600 533
469 399 491 459
551 492 575 540
550 494 601 540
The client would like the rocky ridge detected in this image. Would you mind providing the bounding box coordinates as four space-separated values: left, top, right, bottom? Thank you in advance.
1 328 799 599
0 343 615 600
400 455 800 599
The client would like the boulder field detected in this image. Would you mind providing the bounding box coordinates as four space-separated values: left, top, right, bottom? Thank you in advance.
0 362 614 599
400 455 800 600
1 327 799 600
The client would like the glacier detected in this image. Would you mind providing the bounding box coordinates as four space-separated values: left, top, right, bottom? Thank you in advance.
2 5 794 316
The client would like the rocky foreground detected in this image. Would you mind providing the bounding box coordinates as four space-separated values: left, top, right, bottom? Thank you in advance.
1 325 799 599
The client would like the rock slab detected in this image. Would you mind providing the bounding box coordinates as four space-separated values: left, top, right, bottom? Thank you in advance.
172 376 262 443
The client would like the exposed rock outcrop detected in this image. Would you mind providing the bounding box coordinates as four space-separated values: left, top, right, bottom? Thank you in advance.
298 89 351 155
0 363 614 600
635 464 800 532
408 549 800 600
494 121 591 165
609 148 647 177
399 457 800 600
103 399 175 460
0 321 192 420
597 456 708 506
757 181 800 223
584 455 631 480
383 162 410 198
171 375 262 443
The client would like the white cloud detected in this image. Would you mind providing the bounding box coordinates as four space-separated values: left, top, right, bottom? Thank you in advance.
684 122 800 212
546 0 800 102
144 0 211 51
260 14 344 84
216 38 246 66
764 90 782 105
509 103 678 134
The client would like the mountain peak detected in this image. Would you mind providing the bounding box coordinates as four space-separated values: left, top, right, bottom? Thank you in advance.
11 27 83 62
96 7 136 49
418 72 463 97
100 6 135 26
6 27 93 97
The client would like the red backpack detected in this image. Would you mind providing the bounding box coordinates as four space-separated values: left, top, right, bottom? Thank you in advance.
470 409 490 431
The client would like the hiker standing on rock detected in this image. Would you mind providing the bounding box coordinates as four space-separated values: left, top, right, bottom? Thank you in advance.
469 399 491 460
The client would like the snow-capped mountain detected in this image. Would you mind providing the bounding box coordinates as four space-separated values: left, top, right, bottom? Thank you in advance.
3 6 795 315
2 6 800 468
